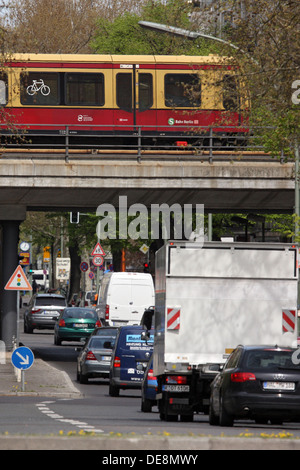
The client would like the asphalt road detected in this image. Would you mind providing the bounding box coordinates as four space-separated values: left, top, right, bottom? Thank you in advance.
1 326 297 439
3 318 300 452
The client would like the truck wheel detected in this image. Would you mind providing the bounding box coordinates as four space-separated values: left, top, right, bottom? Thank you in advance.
180 414 193 422
165 414 178 422
219 396 234 427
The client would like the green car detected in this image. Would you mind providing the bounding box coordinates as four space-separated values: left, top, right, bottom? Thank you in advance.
54 307 102 345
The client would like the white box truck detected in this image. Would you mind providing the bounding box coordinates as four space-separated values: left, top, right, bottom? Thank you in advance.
144 241 298 421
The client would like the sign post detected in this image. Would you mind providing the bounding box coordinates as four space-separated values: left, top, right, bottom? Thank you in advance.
4 266 32 347
91 242 106 297
11 346 35 392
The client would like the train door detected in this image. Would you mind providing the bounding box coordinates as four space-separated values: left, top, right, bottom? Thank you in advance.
114 64 156 137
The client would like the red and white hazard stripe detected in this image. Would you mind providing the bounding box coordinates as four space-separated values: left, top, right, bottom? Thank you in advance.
167 307 180 330
282 309 296 333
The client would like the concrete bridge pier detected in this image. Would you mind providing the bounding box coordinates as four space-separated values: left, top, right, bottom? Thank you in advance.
0 206 26 351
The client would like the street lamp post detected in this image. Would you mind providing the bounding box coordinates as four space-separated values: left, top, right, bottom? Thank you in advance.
138 20 255 59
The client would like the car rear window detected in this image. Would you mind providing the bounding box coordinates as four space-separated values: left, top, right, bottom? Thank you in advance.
244 349 300 370
89 337 115 349
63 308 97 319
35 297 66 307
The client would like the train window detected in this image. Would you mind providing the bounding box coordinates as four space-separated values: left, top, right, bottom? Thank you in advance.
20 72 59 105
65 73 104 106
116 73 132 112
0 74 7 106
139 73 153 112
165 74 201 107
223 75 239 111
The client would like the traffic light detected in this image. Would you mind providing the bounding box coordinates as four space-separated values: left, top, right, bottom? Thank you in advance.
143 262 150 273
70 212 79 224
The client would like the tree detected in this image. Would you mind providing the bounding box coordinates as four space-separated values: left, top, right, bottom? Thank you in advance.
91 0 217 55
197 0 300 157
2 0 99 53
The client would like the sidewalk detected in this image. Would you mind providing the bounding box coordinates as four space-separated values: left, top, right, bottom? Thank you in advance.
0 352 82 398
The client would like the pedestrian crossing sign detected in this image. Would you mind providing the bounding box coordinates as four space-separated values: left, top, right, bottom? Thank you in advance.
4 265 32 291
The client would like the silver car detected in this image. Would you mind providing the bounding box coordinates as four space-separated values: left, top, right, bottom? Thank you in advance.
76 327 118 384
24 293 67 333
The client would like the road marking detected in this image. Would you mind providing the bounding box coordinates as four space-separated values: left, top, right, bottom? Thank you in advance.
36 401 104 433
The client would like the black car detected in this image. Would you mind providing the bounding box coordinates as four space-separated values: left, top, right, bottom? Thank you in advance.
209 345 300 427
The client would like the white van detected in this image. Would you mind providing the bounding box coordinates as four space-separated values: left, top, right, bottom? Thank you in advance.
31 270 49 290
96 272 155 326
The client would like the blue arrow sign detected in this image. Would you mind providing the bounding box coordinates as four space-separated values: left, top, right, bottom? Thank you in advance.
11 346 34 370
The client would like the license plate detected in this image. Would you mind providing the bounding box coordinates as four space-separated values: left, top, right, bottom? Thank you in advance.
163 385 190 392
101 356 111 361
74 323 88 328
263 381 295 391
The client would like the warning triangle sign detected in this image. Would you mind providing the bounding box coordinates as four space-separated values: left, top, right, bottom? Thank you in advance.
5 266 32 291
91 242 106 257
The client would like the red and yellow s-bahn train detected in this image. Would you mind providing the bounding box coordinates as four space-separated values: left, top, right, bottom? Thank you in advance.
0 54 249 148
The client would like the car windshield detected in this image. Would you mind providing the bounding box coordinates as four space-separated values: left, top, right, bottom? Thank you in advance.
244 349 300 370
89 336 115 349
35 297 66 307
63 308 97 320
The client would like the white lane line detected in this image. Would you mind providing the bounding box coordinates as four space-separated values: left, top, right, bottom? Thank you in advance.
36 401 104 433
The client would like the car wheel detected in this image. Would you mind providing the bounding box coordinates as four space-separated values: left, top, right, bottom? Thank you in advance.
219 395 234 427
270 418 283 426
54 334 62 346
209 396 219 426
109 383 120 397
141 397 152 413
79 372 89 384
24 321 33 334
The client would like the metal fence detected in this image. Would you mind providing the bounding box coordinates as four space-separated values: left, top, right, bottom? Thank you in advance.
0 123 285 163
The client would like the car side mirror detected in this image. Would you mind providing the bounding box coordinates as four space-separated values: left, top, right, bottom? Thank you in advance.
141 307 154 330
141 330 150 342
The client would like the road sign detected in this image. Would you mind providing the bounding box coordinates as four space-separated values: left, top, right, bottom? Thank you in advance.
92 255 104 267
89 271 95 280
4 265 32 291
91 242 106 257
80 261 89 272
11 346 34 370
140 244 149 254
19 252 30 266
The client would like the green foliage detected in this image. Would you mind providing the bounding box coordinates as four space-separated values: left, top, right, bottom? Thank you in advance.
91 0 217 56
251 106 300 159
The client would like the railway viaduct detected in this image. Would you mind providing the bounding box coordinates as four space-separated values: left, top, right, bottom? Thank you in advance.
0 149 296 348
